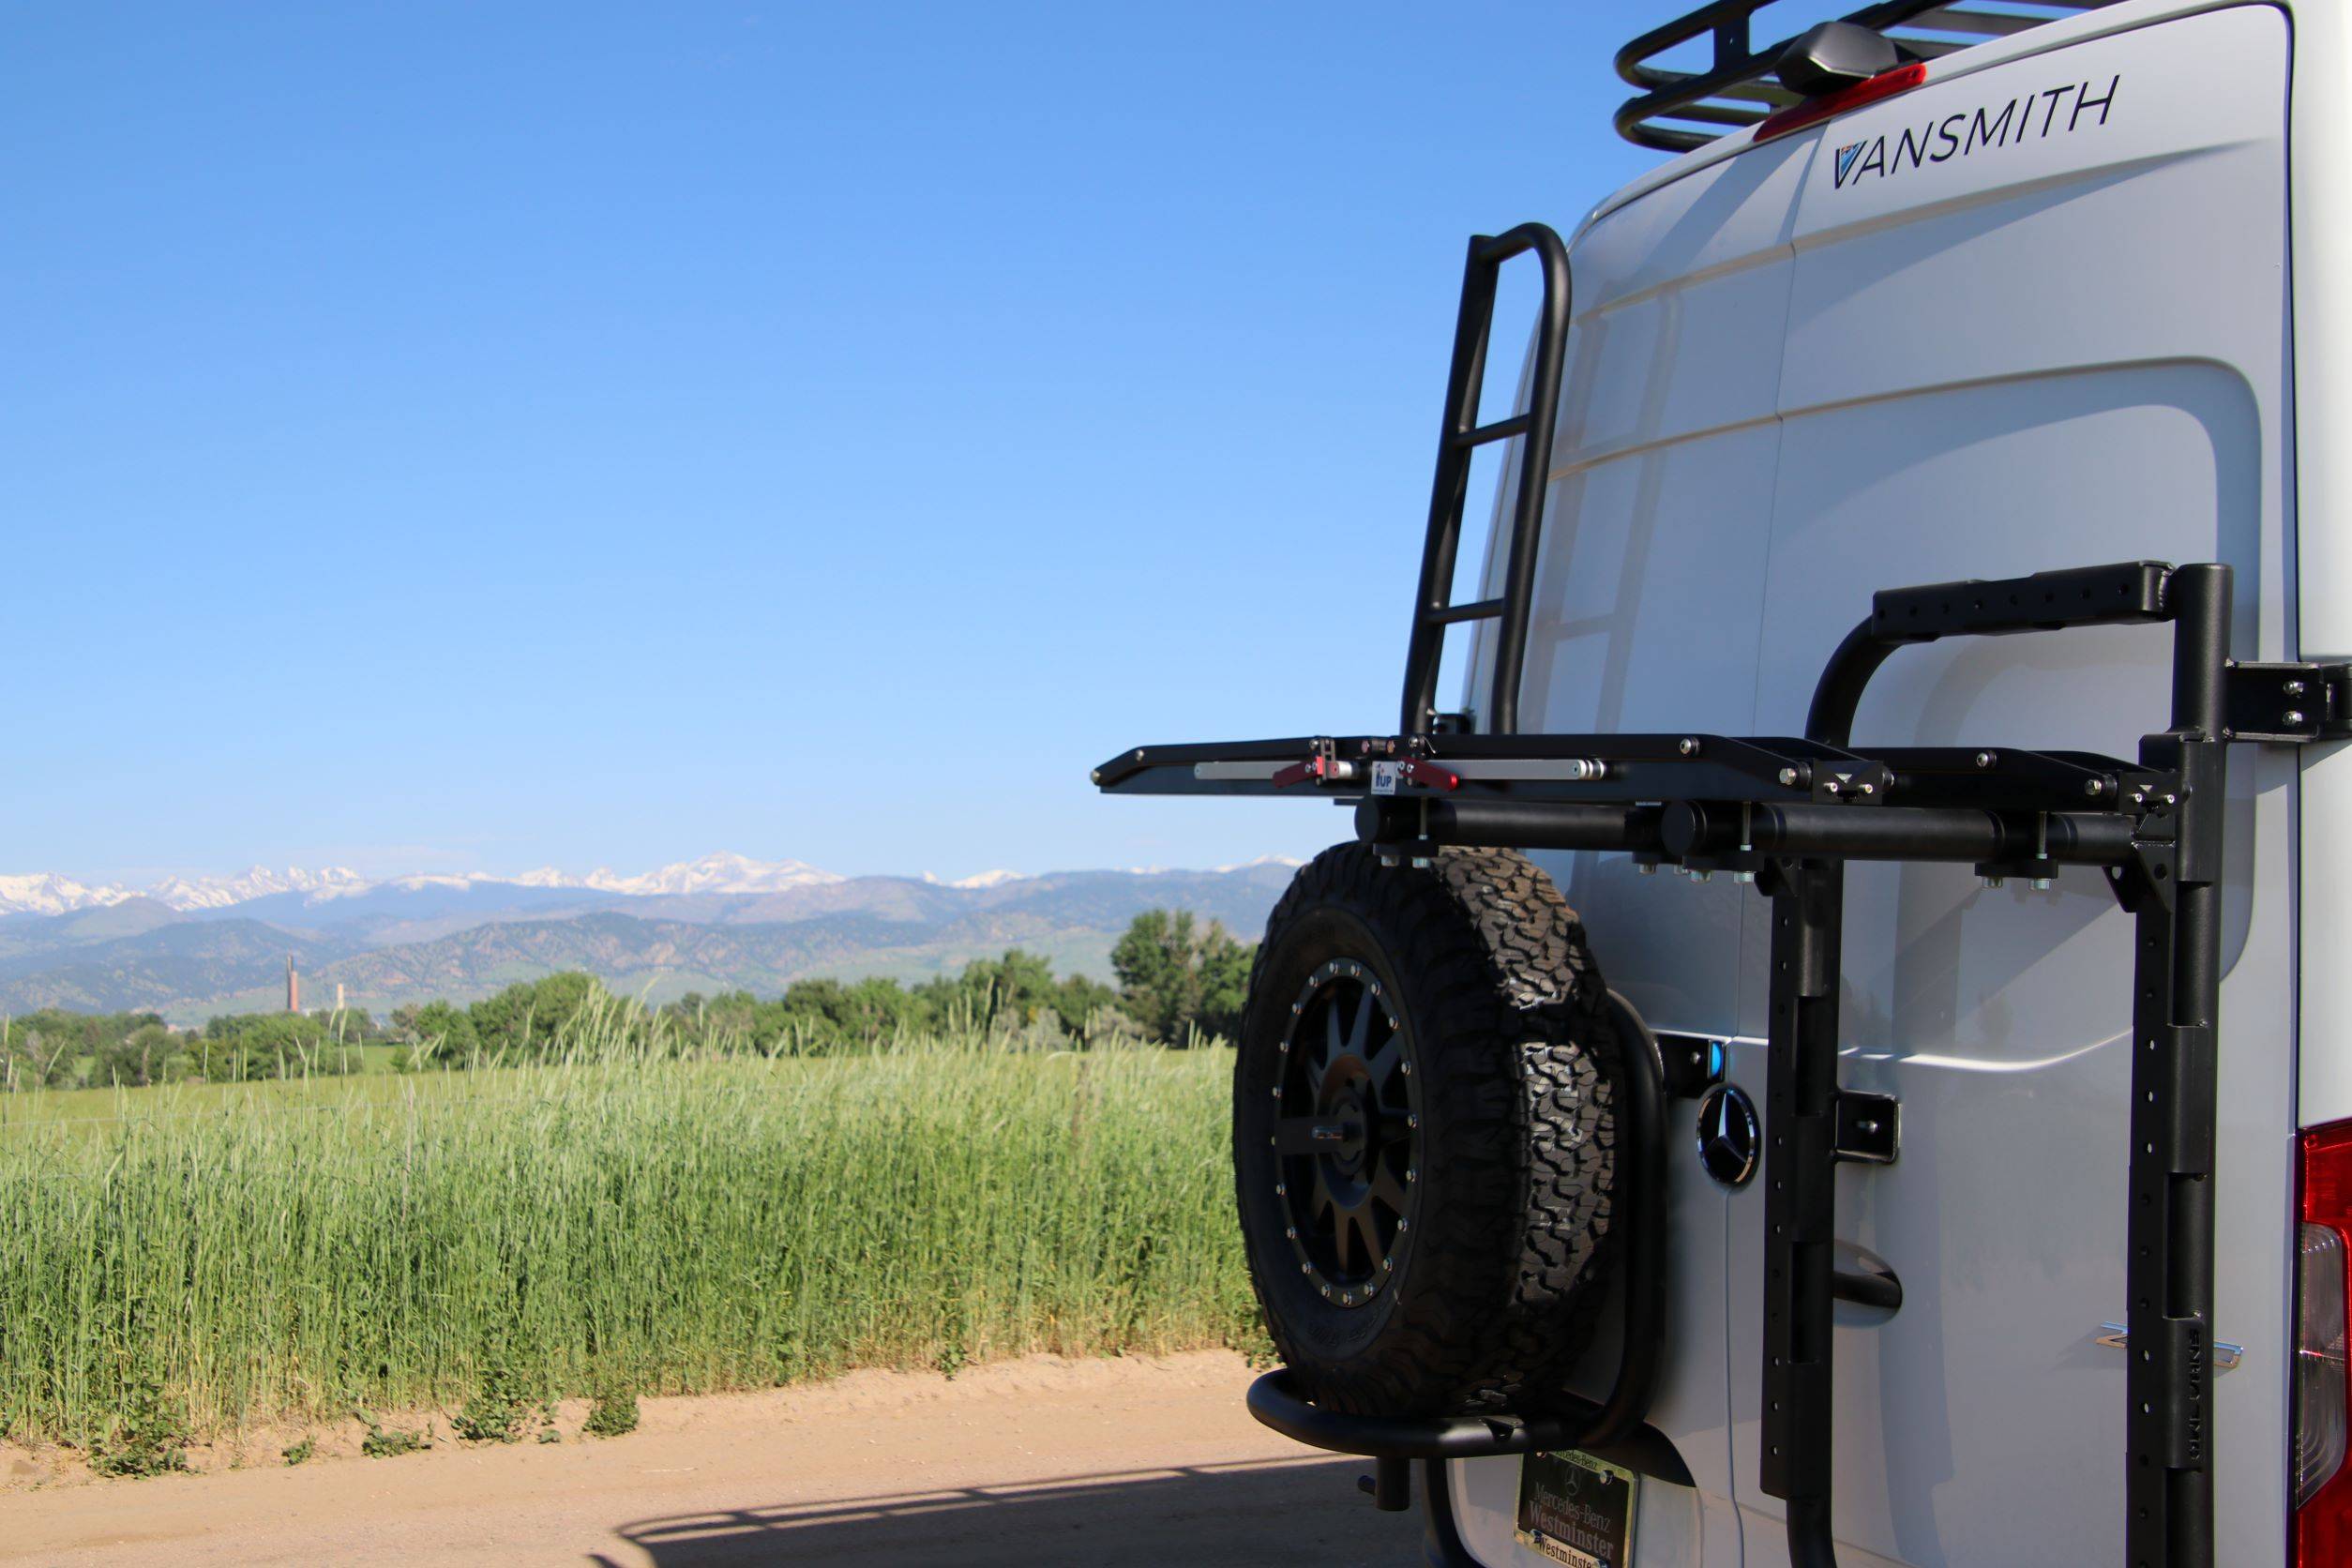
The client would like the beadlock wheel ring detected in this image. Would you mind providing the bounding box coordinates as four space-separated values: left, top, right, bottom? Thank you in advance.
1272 958 1421 1307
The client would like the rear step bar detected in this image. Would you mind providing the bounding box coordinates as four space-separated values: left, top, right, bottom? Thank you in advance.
1099 555 2352 1568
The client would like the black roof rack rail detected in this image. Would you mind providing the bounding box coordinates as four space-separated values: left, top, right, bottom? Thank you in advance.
1616 0 2123 152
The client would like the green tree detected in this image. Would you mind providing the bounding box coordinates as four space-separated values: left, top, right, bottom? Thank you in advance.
468 972 604 1059
91 1024 179 1088
397 1001 482 1067
1110 911 1254 1043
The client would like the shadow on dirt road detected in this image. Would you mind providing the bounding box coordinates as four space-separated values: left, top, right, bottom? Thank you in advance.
596 1454 1420 1566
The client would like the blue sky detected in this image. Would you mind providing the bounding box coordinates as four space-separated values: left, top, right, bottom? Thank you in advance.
5 2 1675 883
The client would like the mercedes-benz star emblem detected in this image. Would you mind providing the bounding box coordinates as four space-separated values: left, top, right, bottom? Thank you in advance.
1696 1084 1759 1188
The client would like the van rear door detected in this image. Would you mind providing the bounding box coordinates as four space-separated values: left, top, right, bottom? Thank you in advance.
1731 8 2295 1564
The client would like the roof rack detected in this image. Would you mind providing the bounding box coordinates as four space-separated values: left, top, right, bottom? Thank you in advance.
1616 1 2124 152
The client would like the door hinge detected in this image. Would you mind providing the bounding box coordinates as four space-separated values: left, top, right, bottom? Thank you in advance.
2222 660 2352 743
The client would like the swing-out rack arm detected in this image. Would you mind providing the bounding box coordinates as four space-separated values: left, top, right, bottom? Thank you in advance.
1094 558 2351 1568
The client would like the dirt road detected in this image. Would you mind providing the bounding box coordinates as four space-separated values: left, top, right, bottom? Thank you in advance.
0 1351 1423 1566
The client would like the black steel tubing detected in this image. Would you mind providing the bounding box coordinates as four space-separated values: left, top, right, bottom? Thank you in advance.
1585 990 1669 1449
2124 561 2229 1568
1758 861 1845 1568
1245 1369 1581 1459
1804 618 1894 750
1744 805 2133 865
1364 795 2133 870
1355 797 1663 853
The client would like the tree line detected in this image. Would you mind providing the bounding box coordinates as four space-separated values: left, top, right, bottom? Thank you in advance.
0 909 1255 1088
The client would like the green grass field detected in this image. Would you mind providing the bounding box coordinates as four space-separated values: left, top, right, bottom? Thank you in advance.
0 1037 1254 1448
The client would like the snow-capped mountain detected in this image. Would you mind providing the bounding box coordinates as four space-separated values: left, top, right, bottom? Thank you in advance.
0 871 136 917
0 855 851 916
0 851 1286 920
145 867 370 912
568 852 843 897
925 868 1028 889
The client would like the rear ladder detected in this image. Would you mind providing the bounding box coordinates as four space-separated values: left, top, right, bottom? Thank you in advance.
1397 223 1572 739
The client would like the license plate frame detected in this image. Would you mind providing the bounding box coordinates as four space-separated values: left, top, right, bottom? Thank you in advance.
1514 1449 1638 1567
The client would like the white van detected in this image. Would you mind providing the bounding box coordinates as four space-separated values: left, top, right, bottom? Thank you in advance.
1096 3 2352 1564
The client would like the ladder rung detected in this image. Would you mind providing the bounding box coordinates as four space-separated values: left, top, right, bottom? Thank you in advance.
1452 413 1534 448
1425 598 1504 626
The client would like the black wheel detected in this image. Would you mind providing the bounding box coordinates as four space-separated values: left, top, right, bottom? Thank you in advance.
1234 842 1619 1418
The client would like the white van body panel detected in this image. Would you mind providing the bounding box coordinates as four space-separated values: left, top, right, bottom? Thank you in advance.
1444 4 2312 1562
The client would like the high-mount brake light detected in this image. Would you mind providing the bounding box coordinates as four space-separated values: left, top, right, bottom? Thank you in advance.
2295 1120 2352 1562
1754 62 1928 145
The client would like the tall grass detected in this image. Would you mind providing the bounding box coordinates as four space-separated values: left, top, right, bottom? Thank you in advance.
0 1033 1253 1445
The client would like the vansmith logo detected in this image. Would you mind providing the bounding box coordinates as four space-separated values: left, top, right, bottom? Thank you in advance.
1832 74 2118 189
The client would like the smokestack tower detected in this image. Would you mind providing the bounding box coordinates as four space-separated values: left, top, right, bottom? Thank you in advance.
286 954 301 1014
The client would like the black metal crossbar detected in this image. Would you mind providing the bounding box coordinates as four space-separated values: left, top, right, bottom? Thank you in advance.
1096 557 2352 1568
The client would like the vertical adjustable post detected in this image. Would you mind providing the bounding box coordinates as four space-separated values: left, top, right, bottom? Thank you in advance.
1758 859 1843 1568
2124 562 2229 1568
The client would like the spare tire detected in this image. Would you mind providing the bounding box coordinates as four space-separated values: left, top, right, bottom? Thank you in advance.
1233 841 1620 1418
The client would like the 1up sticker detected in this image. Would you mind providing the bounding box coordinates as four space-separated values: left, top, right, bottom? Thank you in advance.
1371 761 1400 796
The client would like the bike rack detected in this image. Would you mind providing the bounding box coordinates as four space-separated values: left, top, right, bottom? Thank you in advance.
1092 218 2350 1568
1098 553 2352 1568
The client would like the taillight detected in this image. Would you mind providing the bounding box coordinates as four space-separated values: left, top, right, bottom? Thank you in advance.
2294 1121 2352 1560
1754 61 1928 145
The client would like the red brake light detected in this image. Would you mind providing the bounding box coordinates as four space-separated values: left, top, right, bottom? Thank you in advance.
1755 61 1929 145
2295 1120 2352 1563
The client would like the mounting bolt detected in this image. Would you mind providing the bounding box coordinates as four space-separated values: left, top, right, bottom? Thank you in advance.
1823 779 1843 796
1777 767 1799 787
1133 749 1144 761
1974 752 1994 768
1680 737 1701 756
1377 852 1400 868
1636 862 1658 876
2286 710 2308 727
1733 869 1756 884
2031 877 2053 891
1090 769 1102 784
1692 869 1713 882
2286 679 2308 697
1285 1227 1296 1239
1275 1184 1287 1197
2085 778 2106 798
1855 782 1876 796
1410 856 1432 869
1982 875 2006 890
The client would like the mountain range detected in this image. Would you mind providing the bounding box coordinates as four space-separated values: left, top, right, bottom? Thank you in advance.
0 853 1304 1023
